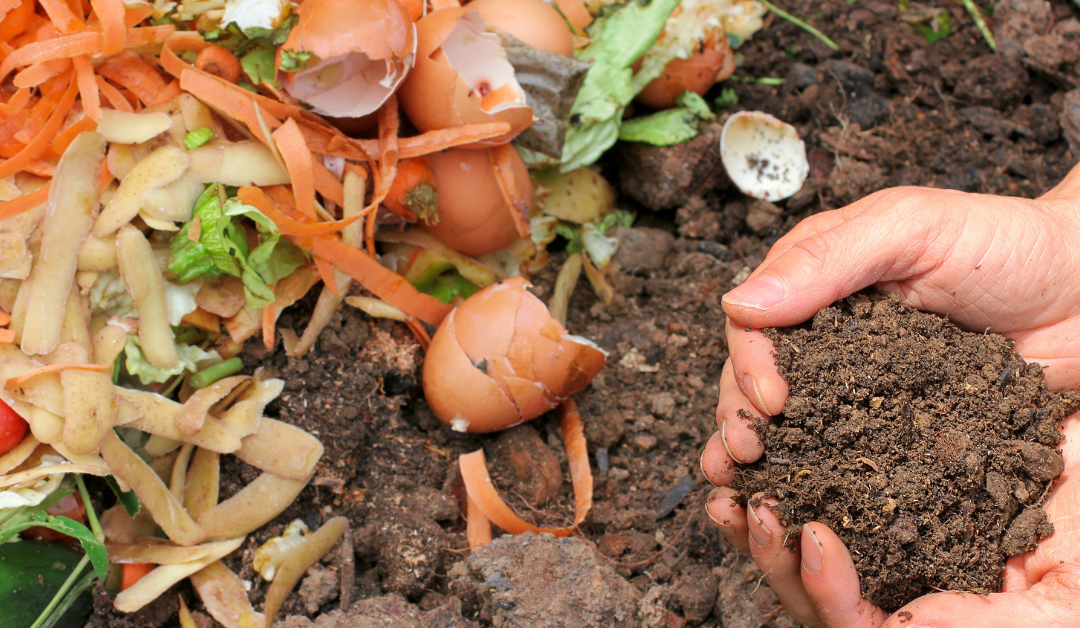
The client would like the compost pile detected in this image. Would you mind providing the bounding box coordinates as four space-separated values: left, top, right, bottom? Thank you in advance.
733 291 1080 611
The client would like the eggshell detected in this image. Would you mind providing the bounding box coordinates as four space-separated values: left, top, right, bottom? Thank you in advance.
423 309 521 433
636 33 735 111
399 9 533 147
423 147 532 257
423 277 607 433
279 0 416 119
467 0 574 57
720 111 809 202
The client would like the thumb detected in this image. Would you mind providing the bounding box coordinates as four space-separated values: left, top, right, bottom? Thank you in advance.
1040 160 1080 202
884 590 1052 628
721 188 956 328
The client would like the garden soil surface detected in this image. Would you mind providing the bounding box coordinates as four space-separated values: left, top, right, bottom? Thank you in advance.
85 0 1080 626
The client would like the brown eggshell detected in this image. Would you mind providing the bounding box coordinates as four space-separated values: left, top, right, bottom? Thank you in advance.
508 289 605 397
467 0 574 57
452 277 523 359
281 0 415 61
399 8 533 147
502 375 559 420
422 147 531 257
423 309 522 433
635 33 735 111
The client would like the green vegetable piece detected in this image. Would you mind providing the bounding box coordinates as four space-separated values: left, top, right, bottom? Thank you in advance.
105 476 141 518
419 272 481 305
554 222 584 254
279 49 313 73
189 357 244 389
559 0 682 172
183 127 216 150
617 91 714 146
0 541 93 628
240 45 278 87
0 514 107 579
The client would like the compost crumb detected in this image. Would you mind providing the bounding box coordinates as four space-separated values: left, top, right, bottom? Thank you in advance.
732 292 1080 611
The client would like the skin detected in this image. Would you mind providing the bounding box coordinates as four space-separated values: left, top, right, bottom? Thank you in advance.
700 165 1080 628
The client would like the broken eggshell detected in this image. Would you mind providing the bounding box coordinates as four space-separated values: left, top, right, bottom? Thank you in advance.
635 31 735 111
423 277 606 433
720 111 809 202
278 0 416 119
467 0 575 57
399 8 533 147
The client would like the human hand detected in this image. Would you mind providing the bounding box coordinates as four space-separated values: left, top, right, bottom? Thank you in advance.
700 170 1080 628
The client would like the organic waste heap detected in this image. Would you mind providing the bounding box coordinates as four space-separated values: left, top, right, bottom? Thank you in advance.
733 292 1079 611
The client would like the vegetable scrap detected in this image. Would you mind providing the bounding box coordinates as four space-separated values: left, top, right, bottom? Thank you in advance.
0 0 781 623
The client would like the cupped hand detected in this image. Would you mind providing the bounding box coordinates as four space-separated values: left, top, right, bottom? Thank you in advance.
700 169 1080 628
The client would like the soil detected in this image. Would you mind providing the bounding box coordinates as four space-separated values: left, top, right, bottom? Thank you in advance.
731 292 1080 611
86 0 1080 626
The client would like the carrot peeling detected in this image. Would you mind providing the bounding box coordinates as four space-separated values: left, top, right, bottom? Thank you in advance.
90 0 126 54
194 44 241 83
72 54 99 118
5 363 111 390
95 75 133 112
466 492 493 552
0 182 50 221
13 58 71 88
120 563 155 591
384 156 437 223
490 143 530 238
0 71 77 179
458 399 593 538
51 114 96 154
261 302 275 350
404 318 431 352
271 118 317 220
236 186 365 237
37 0 84 34
0 329 14 344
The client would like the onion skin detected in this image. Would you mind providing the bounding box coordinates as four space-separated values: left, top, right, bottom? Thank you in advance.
636 33 736 111
400 8 533 147
423 277 606 433
466 0 574 57
422 147 531 257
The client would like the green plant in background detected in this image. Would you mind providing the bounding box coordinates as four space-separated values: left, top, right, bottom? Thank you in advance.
757 0 839 51
715 87 740 110
962 0 997 50
899 1 952 43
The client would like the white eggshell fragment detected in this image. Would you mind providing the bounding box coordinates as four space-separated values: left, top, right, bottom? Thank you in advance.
720 111 809 202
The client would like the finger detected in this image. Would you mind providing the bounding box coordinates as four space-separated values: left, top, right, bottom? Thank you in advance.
717 357 771 463
701 429 736 487
744 207 852 284
748 498 822 626
1006 324 1080 391
725 318 789 417
883 590 1054 628
705 486 750 555
721 187 958 329
800 523 888 628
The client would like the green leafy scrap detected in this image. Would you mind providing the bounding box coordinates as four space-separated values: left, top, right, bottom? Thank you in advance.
183 127 216 150
240 45 278 88
617 91 715 146
560 0 682 172
714 86 739 110
0 510 107 580
202 16 299 87
104 477 141 518
278 49 314 73
418 271 481 304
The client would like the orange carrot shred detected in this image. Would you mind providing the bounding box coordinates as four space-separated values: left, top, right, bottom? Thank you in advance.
307 235 452 327
0 71 76 179
404 318 431 352
271 118 317 220
465 493 493 552
0 87 32 115
312 159 344 208
37 0 84 34
490 144 530 238
0 32 100 82
235 186 366 237
72 54 99 118
90 0 125 54
194 44 241 84
120 563 155 591
459 400 593 538
0 182 49 221
50 114 95 154
261 302 274 350
95 75 132 112
0 312 12 326
313 257 339 296
24 159 56 177
5 363 111 390
364 206 377 258
348 122 512 159
0 329 14 344
147 79 182 106
0 0 33 42
13 58 70 88
96 50 167 107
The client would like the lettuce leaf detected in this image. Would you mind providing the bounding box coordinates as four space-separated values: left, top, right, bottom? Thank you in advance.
125 334 219 385
617 90 715 145
560 0 682 172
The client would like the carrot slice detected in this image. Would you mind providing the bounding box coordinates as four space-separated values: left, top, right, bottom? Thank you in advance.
120 563 155 591
96 50 168 107
404 318 431 352
148 79 182 106
308 235 452 326
0 71 76 179
0 313 11 326
459 400 593 538
24 159 55 177
312 159 344 207
0 329 14 344
0 0 35 43
5 363 110 390
95 75 132 112
350 122 512 159
235 186 366 237
271 118 316 220
0 87 32 115
90 0 125 55
13 58 70 88
0 32 100 82
261 302 274 350
51 114 96 154
194 44 241 83
313 257 338 296
37 0 84 34
0 182 49 221
490 143 530 238
71 54 99 118
466 492 493 552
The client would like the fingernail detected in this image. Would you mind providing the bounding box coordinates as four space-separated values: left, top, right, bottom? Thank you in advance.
721 420 746 464
743 373 771 416
723 273 786 310
704 504 736 533
802 524 823 574
747 505 772 548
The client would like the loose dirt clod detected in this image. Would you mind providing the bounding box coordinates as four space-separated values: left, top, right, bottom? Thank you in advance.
732 292 1080 611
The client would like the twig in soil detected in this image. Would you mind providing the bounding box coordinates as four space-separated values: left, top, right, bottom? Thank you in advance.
962 0 997 51
757 0 839 51
339 528 355 611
